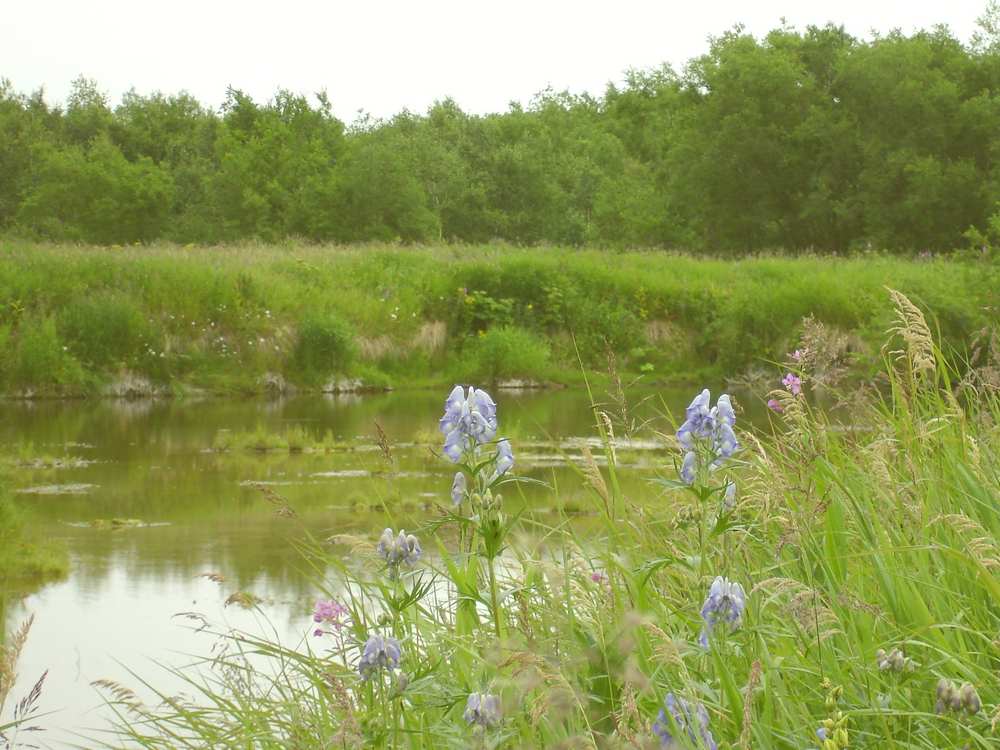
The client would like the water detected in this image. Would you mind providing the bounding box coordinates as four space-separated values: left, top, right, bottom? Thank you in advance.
0 386 759 746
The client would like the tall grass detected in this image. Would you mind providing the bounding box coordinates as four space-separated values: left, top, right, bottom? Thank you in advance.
0 240 995 394
88 292 1000 749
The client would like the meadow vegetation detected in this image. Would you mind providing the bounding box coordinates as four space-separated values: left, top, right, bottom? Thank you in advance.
0 241 995 396
57 291 1000 749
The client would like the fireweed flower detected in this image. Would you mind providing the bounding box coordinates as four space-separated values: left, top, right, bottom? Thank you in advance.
766 398 784 413
440 385 498 462
451 471 467 506
699 576 746 648
312 599 348 636
358 634 401 679
782 372 802 396
377 528 422 573
652 693 717 749
493 438 514 478
464 692 501 728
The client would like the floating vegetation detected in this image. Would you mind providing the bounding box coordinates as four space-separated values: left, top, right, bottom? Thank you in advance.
15 483 98 496
64 518 167 530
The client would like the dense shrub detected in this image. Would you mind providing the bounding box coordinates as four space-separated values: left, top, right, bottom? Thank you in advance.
460 326 551 382
291 311 356 382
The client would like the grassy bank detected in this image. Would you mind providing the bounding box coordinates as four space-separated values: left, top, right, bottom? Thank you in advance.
75 292 1000 749
0 240 996 396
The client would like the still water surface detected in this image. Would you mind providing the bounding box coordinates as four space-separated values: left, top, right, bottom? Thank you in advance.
1 386 758 746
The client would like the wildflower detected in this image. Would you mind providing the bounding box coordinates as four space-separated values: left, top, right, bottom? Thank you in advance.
723 480 736 509
677 389 714 448
937 679 981 715
876 647 915 672
377 528 422 572
464 692 501 728
676 390 740 482
699 576 746 648
312 599 348 635
440 385 498 462
591 571 606 583
358 634 401 679
493 439 514 478
451 471 467 506
766 398 783 413
680 451 697 485
652 693 717 749
816 727 827 742
782 372 802 396
791 349 803 362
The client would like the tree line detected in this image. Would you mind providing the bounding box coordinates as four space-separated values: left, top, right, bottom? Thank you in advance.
4 18 1000 252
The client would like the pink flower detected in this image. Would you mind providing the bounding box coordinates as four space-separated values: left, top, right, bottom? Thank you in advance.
782 373 802 396
591 572 606 583
790 349 803 362
312 599 348 634
767 399 783 413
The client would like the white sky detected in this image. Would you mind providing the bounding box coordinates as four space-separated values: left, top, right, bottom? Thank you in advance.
2 0 991 121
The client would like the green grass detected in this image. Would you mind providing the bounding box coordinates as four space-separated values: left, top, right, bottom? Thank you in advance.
79 292 1000 749
0 240 995 396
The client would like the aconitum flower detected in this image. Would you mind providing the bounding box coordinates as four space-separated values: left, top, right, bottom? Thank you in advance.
312 599 348 636
377 528 422 570
440 385 498 462
677 389 714 448
676 390 740 482
493 439 514 478
680 451 697 485
723 480 736 509
451 471 467 506
699 576 746 648
782 373 802 396
464 692 501 728
766 398 783 413
652 693 717 749
358 634 401 679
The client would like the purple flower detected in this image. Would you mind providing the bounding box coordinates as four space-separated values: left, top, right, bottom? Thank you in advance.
451 471 467 506
377 528 422 571
358 634 401 679
312 599 348 634
676 390 740 484
440 385 498 462
680 451 697 485
677 389 714 448
464 692 501 728
653 693 717 749
767 398 783 413
791 349 803 362
782 373 802 396
723 480 736 509
493 439 514 478
699 576 746 648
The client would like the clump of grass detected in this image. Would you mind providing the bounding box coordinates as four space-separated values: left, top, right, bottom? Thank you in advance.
213 424 342 454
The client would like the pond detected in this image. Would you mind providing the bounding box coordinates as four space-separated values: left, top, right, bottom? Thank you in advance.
1 385 766 746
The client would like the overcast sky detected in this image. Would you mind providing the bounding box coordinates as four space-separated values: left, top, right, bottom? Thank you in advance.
3 0 992 121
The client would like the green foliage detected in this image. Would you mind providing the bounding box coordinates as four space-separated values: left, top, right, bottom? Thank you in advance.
8 315 85 389
58 293 151 369
460 325 551 382
291 311 356 381
2 18 1000 249
0 242 993 392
